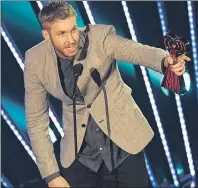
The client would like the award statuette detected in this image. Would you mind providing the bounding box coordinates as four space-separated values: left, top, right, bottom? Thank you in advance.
161 32 190 94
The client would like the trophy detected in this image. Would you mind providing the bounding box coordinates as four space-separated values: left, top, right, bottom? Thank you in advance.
161 32 190 94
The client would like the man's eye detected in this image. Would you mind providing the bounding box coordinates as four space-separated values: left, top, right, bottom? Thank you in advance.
58 32 65 36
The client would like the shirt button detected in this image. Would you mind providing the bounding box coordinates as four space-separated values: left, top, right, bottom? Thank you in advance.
87 104 91 109
99 147 103 151
81 124 86 128
96 128 100 132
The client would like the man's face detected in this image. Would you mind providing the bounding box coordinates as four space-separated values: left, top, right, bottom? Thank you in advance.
44 16 79 57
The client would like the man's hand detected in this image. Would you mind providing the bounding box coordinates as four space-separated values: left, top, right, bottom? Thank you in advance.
48 176 70 188
164 55 191 76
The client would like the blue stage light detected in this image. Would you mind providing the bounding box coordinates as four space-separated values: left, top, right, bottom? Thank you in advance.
122 1 179 186
187 1 198 100
1 109 37 163
157 1 196 187
1 26 63 141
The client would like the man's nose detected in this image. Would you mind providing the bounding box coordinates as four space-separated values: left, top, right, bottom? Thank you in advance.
67 33 75 43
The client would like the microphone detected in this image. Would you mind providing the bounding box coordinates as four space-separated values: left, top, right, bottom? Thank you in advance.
72 63 83 159
90 68 102 87
73 63 83 77
89 67 115 169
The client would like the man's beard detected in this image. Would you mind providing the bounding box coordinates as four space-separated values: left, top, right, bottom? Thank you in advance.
52 42 78 60
55 48 75 60
49 35 78 59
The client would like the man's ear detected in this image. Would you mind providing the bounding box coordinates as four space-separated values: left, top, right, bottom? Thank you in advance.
42 30 50 41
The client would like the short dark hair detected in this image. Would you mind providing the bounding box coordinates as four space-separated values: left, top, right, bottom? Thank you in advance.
38 0 76 30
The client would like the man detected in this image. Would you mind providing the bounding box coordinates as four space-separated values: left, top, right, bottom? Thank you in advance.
24 1 190 187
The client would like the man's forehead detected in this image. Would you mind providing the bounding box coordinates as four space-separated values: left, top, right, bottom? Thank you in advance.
51 17 77 32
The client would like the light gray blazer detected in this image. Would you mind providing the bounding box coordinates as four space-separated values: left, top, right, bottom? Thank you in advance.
24 24 168 179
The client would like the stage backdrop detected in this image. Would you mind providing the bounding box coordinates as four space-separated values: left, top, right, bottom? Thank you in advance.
1 1 198 187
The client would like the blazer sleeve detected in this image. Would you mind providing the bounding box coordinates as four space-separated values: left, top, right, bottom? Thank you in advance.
24 51 59 179
103 25 169 73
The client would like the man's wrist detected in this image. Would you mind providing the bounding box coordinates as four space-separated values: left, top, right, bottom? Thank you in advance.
161 57 167 74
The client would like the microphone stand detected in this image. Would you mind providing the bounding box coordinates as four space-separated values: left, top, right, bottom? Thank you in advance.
72 63 83 159
102 85 115 170
73 76 79 159
90 69 115 170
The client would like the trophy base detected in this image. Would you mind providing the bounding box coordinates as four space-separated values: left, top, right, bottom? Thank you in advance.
161 67 187 95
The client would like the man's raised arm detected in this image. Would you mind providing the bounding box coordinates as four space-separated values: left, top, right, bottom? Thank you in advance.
103 25 169 73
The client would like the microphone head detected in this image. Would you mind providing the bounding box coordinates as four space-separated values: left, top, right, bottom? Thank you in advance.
90 67 97 74
90 68 98 79
90 68 101 87
73 63 83 77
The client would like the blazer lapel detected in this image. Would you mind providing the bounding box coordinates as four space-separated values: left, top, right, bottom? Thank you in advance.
74 26 92 99
74 25 103 105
